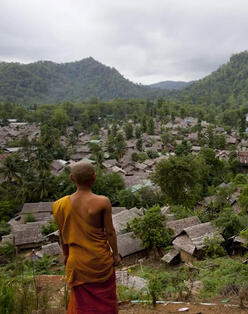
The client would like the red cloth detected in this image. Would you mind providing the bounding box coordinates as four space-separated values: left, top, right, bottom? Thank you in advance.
67 272 118 314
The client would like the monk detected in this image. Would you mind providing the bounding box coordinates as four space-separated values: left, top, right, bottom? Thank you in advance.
53 162 120 314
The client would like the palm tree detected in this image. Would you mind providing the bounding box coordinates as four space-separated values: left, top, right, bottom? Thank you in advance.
0 155 23 183
32 146 53 172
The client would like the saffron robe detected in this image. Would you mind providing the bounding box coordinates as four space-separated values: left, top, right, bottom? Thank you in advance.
53 195 114 288
67 272 118 314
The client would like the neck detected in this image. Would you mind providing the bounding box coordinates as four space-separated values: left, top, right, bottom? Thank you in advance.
76 185 92 193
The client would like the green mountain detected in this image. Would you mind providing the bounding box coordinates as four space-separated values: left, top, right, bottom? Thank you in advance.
178 51 248 106
0 57 159 104
149 80 193 90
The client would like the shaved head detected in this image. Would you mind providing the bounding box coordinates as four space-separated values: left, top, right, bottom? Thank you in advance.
70 162 95 186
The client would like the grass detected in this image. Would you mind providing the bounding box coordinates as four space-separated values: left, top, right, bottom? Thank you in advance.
128 256 248 300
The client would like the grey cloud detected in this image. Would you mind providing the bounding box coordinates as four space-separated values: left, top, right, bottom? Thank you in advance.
1 0 248 83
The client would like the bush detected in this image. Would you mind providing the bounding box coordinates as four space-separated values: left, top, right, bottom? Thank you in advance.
203 234 226 258
240 228 248 247
0 220 11 238
197 257 248 298
233 174 247 185
0 243 15 263
24 213 36 223
131 152 138 162
41 221 58 235
130 205 173 256
238 185 248 212
136 187 164 208
170 205 192 219
146 150 159 159
118 189 137 209
148 275 165 307
93 167 125 204
0 200 20 222
215 208 245 239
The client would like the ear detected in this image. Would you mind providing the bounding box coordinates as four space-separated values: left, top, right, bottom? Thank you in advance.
92 172 96 183
69 174 75 183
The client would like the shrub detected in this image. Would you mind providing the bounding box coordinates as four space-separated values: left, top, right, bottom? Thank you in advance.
148 275 164 307
170 205 192 219
93 167 125 204
130 205 173 256
118 189 137 209
136 187 164 208
41 221 58 235
203 234 226 258
240 228 248 247
233 173 247 185
0 220 11 239
146 150 159 159
131 152 138 162
0 242 15 263
24 213 36 223
215 208 245 239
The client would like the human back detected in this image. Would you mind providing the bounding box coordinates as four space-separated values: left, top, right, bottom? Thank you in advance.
69 191 109 229
53 161 119 313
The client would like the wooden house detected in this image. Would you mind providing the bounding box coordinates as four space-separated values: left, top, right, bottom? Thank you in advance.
172 222 224 262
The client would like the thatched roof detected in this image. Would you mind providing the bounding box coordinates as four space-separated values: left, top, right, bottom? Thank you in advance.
173 234 196 255
21 202 53 214
161 248 180 264
22 212 53 223
13 222 46 246
129 207 143 216
166 216 201 238
117 232 144 258
173 222 224 255
112 207 126 215
37 242 62 258
134 163 148 171
51 160 64 172
183 222 223 250
113 210 139 234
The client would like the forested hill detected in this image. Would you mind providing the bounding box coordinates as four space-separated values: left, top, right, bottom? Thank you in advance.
177 51 248 106
0 57 159 104
149 80 193 90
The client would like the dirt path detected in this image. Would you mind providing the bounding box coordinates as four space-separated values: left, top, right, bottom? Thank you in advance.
119 302 248 313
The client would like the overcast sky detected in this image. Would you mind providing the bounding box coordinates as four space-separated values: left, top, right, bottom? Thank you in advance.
1 0 248 84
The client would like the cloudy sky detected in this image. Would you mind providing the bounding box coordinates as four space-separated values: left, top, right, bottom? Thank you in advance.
1 0 248 84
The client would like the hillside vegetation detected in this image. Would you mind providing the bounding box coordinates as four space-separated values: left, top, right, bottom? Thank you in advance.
178 51 248 106
149 80 193 90
0 58 158 104
2 51 248 107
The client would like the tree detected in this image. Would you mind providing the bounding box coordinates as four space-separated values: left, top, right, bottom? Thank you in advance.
115 133 126 160
215 208 245 239
161 131 170 146
118 189 137 209
152 155 204 207
124 123 133 139
136 138 143 152
141 116 147 132
131 152 139 162
238 185 248 211
0 154 24 184
147 118 155 135
198 148 224 186
135 127 142 139
51 108 70 133
174 140 191 156
32 146 53 172
93 168 125 204
130 205 173 257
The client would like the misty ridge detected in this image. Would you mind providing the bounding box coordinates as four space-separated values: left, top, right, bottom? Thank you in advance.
1 50 248 105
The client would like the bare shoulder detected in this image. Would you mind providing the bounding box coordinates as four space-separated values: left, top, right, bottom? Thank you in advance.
94 194 111 208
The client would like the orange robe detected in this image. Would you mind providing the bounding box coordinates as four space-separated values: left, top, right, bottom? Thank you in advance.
52 195 114 287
